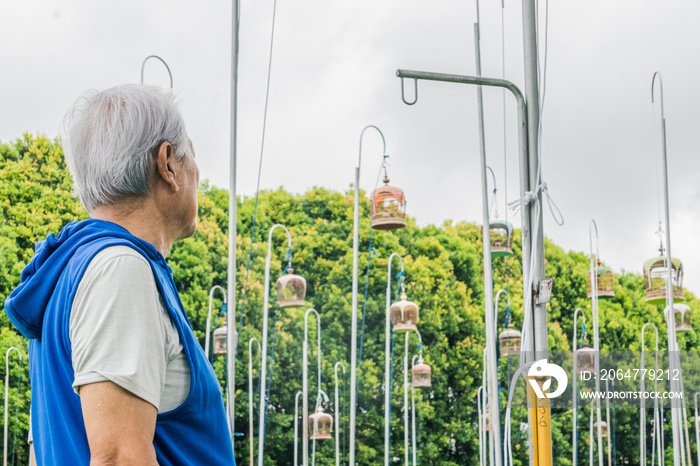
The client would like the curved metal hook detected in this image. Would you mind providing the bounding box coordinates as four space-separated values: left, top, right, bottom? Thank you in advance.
267 223 293 268
399 76 418 106
249 337 262 356
651 72 665 118
358 125 387 170
141 55 173 89
589 218 599 262
641 322 659 353
335 361 346 376
486 166 497 193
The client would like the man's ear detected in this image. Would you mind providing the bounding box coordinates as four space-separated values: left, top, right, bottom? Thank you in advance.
155 142 179 192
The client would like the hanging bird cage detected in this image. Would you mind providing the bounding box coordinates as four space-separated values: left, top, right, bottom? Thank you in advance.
673 304 692 332
390 292 419 333
482 405 492 432
370 177 407 231
309 406 333 440
276 268 307 308
643 255 684 305
486 220 514 257
499 327 522 357
593 420 609 438
213 326 237 356
576 347 596 376
586 261 615 298
412 360 432 388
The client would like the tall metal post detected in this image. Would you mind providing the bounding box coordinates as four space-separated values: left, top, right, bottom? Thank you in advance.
295 391 302 466
590 221 604 466
303 309 322 466
573 308 585 466
695 393 700 466
227 0 240 446
411 354 420 466
350 125 386 466
386 253 405 465
641 323 660 466
3 347 21 466
653 71 686 466
258 224 293 466
404 333 410 466
335 362 346 466
472 12 502 463
520 1 551 465
205 285 227 359
249 338 261 466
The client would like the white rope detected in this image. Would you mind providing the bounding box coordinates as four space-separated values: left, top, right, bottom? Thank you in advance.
508 181 564 226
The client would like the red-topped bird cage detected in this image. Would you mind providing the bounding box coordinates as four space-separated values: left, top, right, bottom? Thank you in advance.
309 406 333 440
643 255 684 305
390 292 419 333
412 360 432 388
370 177 407 231
673 304 692 332
587 261 615 298
276 268 307 308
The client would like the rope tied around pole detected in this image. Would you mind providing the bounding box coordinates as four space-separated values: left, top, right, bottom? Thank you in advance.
507 181 564 226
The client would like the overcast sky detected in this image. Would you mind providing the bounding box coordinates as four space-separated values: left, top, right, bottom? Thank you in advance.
2 0 699 297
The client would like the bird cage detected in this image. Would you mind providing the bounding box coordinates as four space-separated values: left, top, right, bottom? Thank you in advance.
586 261 615 298
643 256 684 305
213 326 237 356
390 292 419 333
309 406 333 440
499 327 522 357
576 347 596 376
276 268 307 308
412 361 432 388
482 405 492 432
673 304 692 332
370 178 407 231
487 220 513 257
593 420 609 438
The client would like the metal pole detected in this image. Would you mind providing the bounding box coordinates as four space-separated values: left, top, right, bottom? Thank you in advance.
206 285 227 358
404 333 410 466
590 400 595 466
295 391 302 466
335 362 346 466
606 378 612 466
228 0 240 446
641 323 660 466
590 221 604 466
249 338 261 466
258 224 293 466
303 309 321 466
350 125 386 466
653 71 685 466
473 12 502 465
386 253 405 465
3 347 20 466
695 393 700 466
573 308 585 466
478 386 485 466
411 355 419 466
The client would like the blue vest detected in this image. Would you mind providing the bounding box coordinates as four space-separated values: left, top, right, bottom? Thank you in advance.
5 219 235 465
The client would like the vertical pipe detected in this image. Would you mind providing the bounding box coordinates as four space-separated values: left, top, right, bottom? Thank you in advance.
653 72 684 466
349 163 360 466
694 393 699 466
411 355 419 466
520 0 548 463
474 17 503 466
573 309 584 466
335 363 346 466
295 391 302 466
386 254 404 465
641 327 647 466
590 222 604 466
249 338 261 466
228 0 239 446
606 378 612 466
259 225 292 466
404 334 410 466
478 387 485 466
4 347 20 466
590 401 595 466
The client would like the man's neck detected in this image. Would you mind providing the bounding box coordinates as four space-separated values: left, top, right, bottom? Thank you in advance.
91 199 174 258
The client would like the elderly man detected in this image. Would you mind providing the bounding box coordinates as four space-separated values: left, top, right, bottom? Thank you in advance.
5 85 235 465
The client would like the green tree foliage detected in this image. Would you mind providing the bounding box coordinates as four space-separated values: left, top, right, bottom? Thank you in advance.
1 135 699 465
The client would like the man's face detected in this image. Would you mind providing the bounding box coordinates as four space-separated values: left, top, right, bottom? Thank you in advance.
177 140 199 240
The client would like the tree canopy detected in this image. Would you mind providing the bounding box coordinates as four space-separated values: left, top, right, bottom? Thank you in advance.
1 135 698 465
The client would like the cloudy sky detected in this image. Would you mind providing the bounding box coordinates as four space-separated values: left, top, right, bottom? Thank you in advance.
2 0 699 296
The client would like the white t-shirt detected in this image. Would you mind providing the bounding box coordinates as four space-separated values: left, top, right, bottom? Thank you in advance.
69 246 190 413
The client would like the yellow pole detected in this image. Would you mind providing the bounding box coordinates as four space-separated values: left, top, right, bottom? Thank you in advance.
528 377 554 466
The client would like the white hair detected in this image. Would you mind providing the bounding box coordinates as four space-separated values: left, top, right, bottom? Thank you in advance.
61 84 190 213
